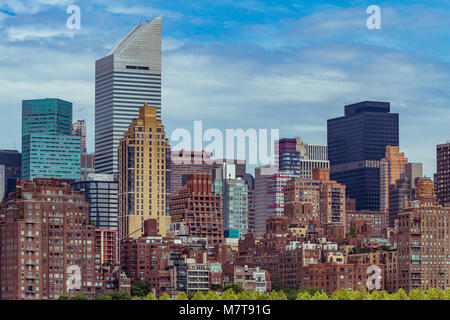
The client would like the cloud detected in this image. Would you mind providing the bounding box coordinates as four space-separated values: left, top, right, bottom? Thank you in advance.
161 42 450 176
0 0 74 15
104 4 182 19
5 26 76 41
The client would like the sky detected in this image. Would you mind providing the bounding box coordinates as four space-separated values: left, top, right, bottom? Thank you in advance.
0 0 449 177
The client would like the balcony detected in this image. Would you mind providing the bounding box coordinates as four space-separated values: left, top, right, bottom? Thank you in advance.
26 274 35 280
25 260 35 266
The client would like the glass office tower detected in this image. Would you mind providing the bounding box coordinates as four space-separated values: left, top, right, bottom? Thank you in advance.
95 17 162 174
327 101 399 211
21 98 81 180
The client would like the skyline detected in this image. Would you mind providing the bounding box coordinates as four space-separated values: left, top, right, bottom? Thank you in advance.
1 1 450 177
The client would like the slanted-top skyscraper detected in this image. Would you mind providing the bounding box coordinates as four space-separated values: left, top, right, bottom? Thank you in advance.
95 17 162 174
327 101 399 211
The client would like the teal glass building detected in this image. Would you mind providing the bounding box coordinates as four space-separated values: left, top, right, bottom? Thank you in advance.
21 98 81 180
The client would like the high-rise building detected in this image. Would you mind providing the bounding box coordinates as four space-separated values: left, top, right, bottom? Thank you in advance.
0 178 98 300
0 150 21 200
254 166 297 234
388 163 423 227
328 101 399 211
213 164 249 239
170 173 223 245
72 120 87 153
277 137 329 179
95 18 162 174
81 153 95 180
380 146 408 212
169 150 218 195
284 168 346 229
436 142 450 207
21 99 81 181
397 177 450 292
118 104 170 240
277 138 301 176
245 174 256 233
71 173 118 230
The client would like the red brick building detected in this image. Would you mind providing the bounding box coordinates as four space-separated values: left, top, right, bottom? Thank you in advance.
0 179 98 300
170 173 223 245
95 228 117 266
302 263 384 292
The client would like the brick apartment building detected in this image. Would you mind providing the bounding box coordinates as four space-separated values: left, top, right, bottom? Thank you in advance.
170 173 224 245
397 177 450 292
0 179 98 300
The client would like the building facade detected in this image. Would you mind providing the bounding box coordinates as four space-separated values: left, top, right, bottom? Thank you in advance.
328 101 399 211
0 179 98 300
72 120 87 153
0 150 21 201
21 99 81 181
380 146 408 212
170 174 223 245
71 173 118 230
397 177 450 292
95 18 162 174
118 104 170 240
436 142 450 207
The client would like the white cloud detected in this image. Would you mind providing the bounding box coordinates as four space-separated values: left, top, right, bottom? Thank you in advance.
0 0 74 14
6 26 76 41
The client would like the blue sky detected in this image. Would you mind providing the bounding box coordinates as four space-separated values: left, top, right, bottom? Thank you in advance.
0 0 449 176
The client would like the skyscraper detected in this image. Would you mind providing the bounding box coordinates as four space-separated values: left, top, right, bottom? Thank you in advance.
254 166 297 234
71 173 118 230
72 120 87 153
21 99 81 180
380 146 408 212
436 142 450 207
118 104 170 240
0 150 21 200
327 101 399 211
95 18 162 174
213 164 249 239
277 137 329 179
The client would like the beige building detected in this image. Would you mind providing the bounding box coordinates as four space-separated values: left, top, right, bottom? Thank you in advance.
118 104 170 240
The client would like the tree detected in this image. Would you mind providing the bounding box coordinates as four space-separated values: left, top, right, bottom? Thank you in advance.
223 283 244 294
191 291 206 300
70 295 89 300
175 292 189 300
58 295 70 300
238 291 257 300
296 291 311 300
204 291 221 300
331 288 354 300
426 288 445 300
270 277 283 292
221 288 238 300
269 290 288 300
390 288 408 300
131 280 150 297
111 290 131 300
95 294 113 300
158 292 171 300
408 289 427 300
311 290 329 300
143 292 157 300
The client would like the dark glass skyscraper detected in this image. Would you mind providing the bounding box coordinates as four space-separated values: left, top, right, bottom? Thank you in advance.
327 101 399 211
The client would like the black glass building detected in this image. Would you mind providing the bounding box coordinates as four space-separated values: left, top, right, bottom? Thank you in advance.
71 176 118 229
327 101 399 211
